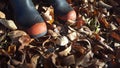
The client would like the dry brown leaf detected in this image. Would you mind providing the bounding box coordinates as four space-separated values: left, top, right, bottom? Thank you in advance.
19 35 31 46
0 49 9 56
99 17 110 28
30 55 40 68
60 55 75 66
42 6 54 25
0 19 17 30
95 59 106 68
79 26 92 36
72 44 86 55
67 31 78 41
76 15 85 28
48 29 59 38
93 33 114 51
43 59 56 68
7 45 16 55
51 53 57 65
8 30 27 40
55 36 69 46
114 16 120 25
110 31 120 42
59 45 71 56
75 50 94 67
0 11 5 18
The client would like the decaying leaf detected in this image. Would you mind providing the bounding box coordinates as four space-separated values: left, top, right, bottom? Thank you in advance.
75 50 94 67
0 0 120 68
0 19 17 30
114 16 120 25
99 17 110 28
30 55 40 68
55 36 69 46
79 26 92 36
8 30 27 40
98 1 112 9
7 45 16 55
72 44 86 55
93 33 114 51
0 11 5 18
76 15 85 28
59 45 71 56
110 31 120 42
67 31 78 41
19 35 31 46
60 55 75 66
42 6 54 24
48 29 59 38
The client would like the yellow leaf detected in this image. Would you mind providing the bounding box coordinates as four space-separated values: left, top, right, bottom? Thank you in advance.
7 45 16 55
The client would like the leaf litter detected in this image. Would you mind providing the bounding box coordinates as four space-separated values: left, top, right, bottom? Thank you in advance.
0 0 120 68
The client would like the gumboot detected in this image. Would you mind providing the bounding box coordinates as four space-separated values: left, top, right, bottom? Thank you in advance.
49 0 77 21
10 0 47 38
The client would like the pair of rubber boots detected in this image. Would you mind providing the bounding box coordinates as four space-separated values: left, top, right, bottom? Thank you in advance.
10 0 76 38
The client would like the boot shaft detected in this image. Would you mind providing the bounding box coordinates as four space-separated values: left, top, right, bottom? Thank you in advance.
10 0 44 28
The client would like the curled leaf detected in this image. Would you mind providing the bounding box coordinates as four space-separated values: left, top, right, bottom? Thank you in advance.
99 17 110 28
0 19 17 30
76 15 85 28
7 45 16 55
75 50 94 67
79 26 92 36
97 1 112 9
110 31 120 42
55 36 69 46
59 45 71 56
42 6 54 24
48 29 59 38
0 11 5 18
60 55 75 66
8 30 27 40
67 31 78 41
19 35 31 45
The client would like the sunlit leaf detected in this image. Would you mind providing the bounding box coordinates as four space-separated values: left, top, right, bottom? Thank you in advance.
59 45 72 56
7 45 16 55
42 6 54 25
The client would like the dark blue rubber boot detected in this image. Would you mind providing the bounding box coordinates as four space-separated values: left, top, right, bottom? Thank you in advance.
9 0 47 38
49 0 76 21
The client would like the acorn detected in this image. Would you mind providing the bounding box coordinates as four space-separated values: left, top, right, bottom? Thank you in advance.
9 0 47 38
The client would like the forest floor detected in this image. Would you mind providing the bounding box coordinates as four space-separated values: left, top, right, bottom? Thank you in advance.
0 0 120 68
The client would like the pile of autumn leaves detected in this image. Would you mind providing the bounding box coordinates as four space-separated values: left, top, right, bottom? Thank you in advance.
0 0 120 68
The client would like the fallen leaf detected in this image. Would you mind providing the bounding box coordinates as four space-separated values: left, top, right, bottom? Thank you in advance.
59 45 71 56
7 45 16 55
59 55 75 66
55 36 69 46
99 17 110 28
114 16 120 25
110 31 120 42
67 31 78 41
72 44 86 55
0 11 5 18
75 50 94 67
8 30 27 40
76 15 85 28
42 6 54 25
30 55 40 68
19 35 31 46
0 19 17 30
